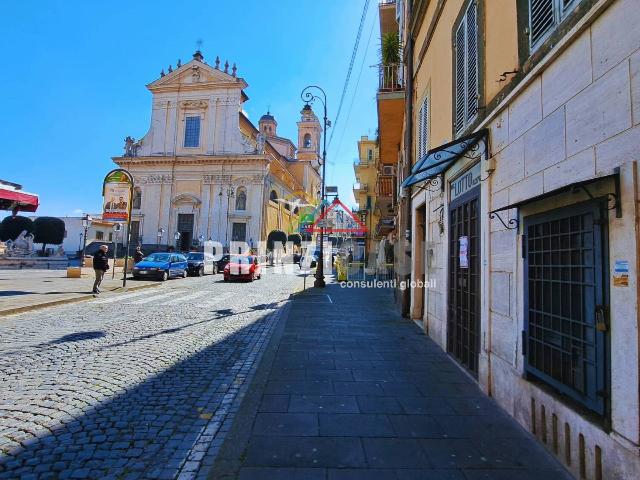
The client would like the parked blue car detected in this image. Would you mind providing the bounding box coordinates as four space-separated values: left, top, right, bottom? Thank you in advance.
132 253 188 281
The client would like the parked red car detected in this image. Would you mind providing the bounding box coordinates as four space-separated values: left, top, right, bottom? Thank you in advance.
223 255 262 282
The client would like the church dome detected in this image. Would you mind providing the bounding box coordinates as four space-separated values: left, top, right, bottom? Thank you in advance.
260 112 275 122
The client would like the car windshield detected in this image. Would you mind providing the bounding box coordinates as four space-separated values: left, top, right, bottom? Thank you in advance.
187 253 203 260
230 256 252 264
145 253 170 262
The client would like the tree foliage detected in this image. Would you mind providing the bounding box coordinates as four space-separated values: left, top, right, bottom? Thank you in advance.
266 229 287 251
381 32 401 65
33 217 66 252
287 233 302 247
0 215 33 242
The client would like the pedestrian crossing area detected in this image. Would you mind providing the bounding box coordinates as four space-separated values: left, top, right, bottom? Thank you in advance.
94 288 238 308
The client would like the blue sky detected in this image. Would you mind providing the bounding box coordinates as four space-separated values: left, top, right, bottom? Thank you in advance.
0 0 379 217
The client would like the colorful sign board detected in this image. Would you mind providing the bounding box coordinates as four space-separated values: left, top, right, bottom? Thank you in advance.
613 259 629 287
450 162 481 202
102 170 133 223
459 236 469 269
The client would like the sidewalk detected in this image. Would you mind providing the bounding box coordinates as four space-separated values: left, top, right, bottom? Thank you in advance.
211 282 573 480
0 268 158 316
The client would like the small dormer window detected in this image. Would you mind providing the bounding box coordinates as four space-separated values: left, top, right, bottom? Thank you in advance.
303 133 312 148
184 116 201 147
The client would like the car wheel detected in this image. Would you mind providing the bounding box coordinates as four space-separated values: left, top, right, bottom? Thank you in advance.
160 271 168 281
198 266 204 277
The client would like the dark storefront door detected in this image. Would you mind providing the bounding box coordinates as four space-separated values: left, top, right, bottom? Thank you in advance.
177 213 194 251
447 187 480 375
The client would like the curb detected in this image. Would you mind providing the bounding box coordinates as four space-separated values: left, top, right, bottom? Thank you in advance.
0 282 161 317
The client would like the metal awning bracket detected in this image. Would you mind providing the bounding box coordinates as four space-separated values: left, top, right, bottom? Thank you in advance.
489 211 519 230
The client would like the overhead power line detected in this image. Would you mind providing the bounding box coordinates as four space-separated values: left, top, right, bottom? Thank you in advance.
328 0 371 148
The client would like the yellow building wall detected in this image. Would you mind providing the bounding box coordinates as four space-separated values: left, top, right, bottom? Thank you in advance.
412 0 519 157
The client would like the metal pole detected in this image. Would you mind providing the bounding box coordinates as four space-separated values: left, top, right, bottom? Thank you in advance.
122 217 132 288
112 230 117 280
301 85 328 288
81 225 88 270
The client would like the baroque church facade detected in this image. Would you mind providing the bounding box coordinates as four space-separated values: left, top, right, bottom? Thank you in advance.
112 50 321 251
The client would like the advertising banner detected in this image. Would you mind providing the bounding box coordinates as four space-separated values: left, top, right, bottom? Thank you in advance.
102 170 133 223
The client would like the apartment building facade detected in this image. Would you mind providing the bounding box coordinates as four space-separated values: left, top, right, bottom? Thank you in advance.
385 0 640 478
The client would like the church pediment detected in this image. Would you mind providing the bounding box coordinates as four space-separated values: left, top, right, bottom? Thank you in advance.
148 59 248 92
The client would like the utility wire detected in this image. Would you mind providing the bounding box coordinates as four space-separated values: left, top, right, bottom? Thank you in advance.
328 0 371 148
332 12 376 165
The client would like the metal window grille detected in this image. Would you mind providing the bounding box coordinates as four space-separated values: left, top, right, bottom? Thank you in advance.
524 201 607 415
454 1 479 136
184 116 201 148
529 0 583 50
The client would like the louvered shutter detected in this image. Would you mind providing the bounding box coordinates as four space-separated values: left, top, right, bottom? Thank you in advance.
454 21 466 135
466 2 478 122
530 0 555 47
417 101 424 161
421 96 428 159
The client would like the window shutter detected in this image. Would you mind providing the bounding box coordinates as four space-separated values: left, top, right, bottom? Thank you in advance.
530 0 555 47
420 96 429 159
417 101 424 160
454 21 466 135
465 2 478 122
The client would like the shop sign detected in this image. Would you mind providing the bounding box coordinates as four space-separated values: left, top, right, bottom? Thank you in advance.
451 162 481 202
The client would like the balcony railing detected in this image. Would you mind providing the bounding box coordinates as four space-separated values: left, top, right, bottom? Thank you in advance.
378 63 404 92
353 182 369 192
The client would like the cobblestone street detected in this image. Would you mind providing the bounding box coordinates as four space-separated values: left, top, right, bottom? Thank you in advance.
0 269 304 479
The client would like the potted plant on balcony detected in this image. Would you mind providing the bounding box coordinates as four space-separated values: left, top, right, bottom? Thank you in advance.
381 32 401 90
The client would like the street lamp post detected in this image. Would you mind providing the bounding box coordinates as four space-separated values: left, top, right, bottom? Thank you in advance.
221 184 235 251
301 85 330 288
80 214 92 268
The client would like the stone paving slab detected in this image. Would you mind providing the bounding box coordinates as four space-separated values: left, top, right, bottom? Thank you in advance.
0 268 158 315
210 282 574 479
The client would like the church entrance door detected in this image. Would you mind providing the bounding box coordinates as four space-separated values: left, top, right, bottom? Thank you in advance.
177 213 194 251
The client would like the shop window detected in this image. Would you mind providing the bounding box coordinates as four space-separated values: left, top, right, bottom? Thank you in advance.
523 201 608 415
454 1 479 136
95 231 104 240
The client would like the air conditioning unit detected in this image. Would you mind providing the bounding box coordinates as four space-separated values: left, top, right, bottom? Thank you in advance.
382 165 395 176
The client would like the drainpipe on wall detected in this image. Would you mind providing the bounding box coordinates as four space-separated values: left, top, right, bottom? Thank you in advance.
401 0 414 318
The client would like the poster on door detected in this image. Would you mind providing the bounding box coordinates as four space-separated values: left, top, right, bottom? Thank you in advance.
459 236 469 269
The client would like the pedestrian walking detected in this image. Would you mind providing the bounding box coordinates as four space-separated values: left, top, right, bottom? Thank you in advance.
134 246 144 264
92 245 110 294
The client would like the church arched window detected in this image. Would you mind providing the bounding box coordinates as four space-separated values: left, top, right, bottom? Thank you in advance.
132 187 142 209
235 187 247 211
303 133 312 148
270 190 278 202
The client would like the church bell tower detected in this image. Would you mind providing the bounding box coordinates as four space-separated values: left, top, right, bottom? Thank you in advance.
297 104 321 169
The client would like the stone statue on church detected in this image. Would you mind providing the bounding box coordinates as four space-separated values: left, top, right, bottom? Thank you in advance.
124 136 140 157
256 133 266 154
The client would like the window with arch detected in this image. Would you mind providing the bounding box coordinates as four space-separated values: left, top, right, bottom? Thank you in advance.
303 133 312 148
132 187 142 209
270 190 278 202
235 187 247 211
293 206 299 215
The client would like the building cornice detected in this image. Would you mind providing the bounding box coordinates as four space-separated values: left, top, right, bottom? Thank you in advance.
112 155 270 167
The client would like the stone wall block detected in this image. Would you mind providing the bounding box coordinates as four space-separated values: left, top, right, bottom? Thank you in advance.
591 0 640 80
541 33 592 116
595 124 640 175
508 172 544 205
492 136 525 192
543 147 595 192
508 78 543 142
524 107 566 177
566 61 632 157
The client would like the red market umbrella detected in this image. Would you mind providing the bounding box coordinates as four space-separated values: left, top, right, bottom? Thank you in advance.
0 184 39 213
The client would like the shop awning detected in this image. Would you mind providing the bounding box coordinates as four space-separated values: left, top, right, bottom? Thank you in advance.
401 129 488 189
0 183 39 213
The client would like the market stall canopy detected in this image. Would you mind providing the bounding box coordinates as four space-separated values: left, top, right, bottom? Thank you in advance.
401 129 487 189
0 181 39 213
